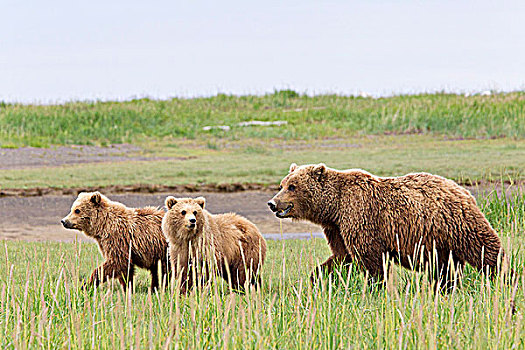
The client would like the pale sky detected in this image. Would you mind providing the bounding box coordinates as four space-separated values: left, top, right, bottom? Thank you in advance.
1 0 524 103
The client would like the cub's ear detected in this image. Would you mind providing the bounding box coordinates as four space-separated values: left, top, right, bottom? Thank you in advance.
90 192 102 205
165 196 178 210
313 163 326 180
195 197 206 209
289 163 298 173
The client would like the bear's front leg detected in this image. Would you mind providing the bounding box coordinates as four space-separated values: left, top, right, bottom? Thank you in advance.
178 266 193 294
337 222 386 284
311 225 352 283
171 251 193 294
87 260 133 290
310 255 353 283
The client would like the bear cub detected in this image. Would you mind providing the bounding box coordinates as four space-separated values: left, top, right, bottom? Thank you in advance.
162 196 266 293
61 192 169 291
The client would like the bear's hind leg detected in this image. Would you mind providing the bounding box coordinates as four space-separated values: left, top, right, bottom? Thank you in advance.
431 250 463 293
225 264 247 293
150 260 159 292
160 256 170 289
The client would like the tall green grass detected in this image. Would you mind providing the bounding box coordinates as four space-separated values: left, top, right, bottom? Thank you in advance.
1 92 524 147
479 185 525 235
0 190 524 348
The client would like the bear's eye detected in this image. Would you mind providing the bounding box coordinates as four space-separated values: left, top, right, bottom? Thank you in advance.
74 209 80 214
288 184 296 191
193 211 197 215
181 210 186 215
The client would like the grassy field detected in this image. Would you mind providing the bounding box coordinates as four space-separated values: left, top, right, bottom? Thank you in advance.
1 92 525 348
1 91 525 148
0 135 524 189
0 191 524 348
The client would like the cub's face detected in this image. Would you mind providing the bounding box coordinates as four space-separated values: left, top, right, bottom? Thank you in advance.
61 192 104 234
267 163 326 220
162 196 206 240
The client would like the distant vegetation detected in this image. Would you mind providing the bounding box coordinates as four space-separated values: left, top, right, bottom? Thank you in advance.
1 91 524 147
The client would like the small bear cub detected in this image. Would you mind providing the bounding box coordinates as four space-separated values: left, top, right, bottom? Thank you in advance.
61 191 169 291
162 196 266 293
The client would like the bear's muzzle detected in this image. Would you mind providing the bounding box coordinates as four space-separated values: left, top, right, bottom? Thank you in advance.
61 219 75 229
268 199 293 218
275 204 293 218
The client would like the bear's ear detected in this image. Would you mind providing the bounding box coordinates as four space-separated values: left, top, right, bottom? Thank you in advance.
165 196 178 210
289 163 298 173
313 163 326 180
195 197 206 209
90 192 102 206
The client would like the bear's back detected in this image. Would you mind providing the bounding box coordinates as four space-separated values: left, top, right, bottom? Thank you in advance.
210 212 250 241
381 172 474 205
367 172 488 253
127 207 167 266
208 212 264 259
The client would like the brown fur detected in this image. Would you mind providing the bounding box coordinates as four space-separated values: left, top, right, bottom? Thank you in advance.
268 163 506 290
61 192 169 291
162 196 266 293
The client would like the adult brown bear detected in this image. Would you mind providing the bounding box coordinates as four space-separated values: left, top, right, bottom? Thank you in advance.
268 163 506 290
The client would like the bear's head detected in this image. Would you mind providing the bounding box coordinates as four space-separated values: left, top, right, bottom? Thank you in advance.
267 163 328 222
61 191 107 235
162 196 206 241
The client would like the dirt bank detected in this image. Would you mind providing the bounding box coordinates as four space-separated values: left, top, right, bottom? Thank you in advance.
0 191 321 242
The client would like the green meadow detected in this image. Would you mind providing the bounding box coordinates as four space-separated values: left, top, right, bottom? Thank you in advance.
1 92 525 348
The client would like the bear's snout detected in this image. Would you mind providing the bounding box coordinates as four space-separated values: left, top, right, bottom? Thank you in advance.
61 218 74 229
186 216 197 229
268 199 294 218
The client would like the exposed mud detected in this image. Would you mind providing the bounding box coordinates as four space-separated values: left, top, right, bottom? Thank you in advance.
0 144 178 169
